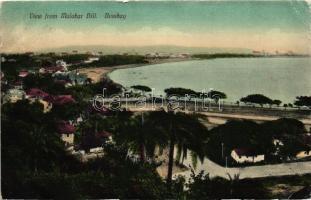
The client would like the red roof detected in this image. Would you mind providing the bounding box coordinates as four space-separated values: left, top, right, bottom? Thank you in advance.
45 95 75 105
18 70 29 77
26 88 49 99
56 121 75 134
95 130 112 138
44 66 64 73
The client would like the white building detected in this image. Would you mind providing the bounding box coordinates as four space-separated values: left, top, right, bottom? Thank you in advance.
4 89 25 103
231 149 265 163
56 60 68 71
296 150 311 159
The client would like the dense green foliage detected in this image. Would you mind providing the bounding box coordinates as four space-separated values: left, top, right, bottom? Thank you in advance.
1 100 171 199
2 53 311 198
131 85 152 92
186 171 267 199
240 94 273 107
55 54 89 64
272 99 282 106
2 98 310 198
164 87 199 97
1 54 40 81
294 96 311 107
206 90 227 102
186 172 311 199
205 119 307 166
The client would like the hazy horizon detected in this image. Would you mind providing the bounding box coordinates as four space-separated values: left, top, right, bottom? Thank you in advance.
1 1 310 53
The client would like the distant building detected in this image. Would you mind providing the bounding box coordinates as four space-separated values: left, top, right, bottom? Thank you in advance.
296 150 311 159
18 70 29 78
56 121 75 145
4 89 25 103
53 71 88 86
7 58 16 62
231 148 265 163
84 57 99 64
56 60 68 70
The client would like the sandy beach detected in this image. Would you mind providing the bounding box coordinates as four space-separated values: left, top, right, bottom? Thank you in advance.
77 57 195 83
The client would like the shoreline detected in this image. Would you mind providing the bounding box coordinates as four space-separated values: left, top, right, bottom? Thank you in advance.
78 57 196 83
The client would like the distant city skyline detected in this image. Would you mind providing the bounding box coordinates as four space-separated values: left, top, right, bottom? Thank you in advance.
0 1 310 53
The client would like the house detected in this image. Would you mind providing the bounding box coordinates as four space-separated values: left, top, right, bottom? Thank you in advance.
56 60 68 70
231 148 265 163
296 150 311 159
26 88 49 99
56 121 75 145
18 70 29 78
84 57 99 64
4 89 25 103
53 71 87 86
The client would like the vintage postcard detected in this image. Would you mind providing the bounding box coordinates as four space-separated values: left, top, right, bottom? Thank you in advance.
1 0 311 199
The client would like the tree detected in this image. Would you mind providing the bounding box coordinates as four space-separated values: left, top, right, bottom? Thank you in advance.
272 99 282 107
294 96 311 108
240 94 273 107
90 78 123 96
261 118 306 159
78 113 114 152
148 110 208 187
2 100 70 174
186 171 268 199
131 85 152 92
23 73 67 95
206 90 227 103
113 111 167 162
164 87 198 97
206 120 264 164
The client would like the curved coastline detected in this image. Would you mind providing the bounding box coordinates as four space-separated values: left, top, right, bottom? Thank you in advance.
78 57 197 83
105 57 198 80
105 57 311 104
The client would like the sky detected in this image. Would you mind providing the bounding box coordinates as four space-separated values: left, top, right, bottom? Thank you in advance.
0 1 310 53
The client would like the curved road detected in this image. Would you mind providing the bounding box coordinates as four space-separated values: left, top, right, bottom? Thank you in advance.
174 153 311 180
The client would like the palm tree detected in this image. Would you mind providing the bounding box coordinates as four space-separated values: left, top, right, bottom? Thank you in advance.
148 110 208 187
113 111 167 162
